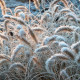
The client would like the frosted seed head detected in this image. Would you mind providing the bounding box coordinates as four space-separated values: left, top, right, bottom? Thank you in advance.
18 29 26 38
59 8 71 15
42 36 51 45
65 12 78 23
59 41 69 48
41 13 50 22
24 51 30 57
56 35 66 42
11 44 24 61
13 44 24 53
71 41 80 50
60 69 69 79
16 24 22 30
3 14 11 19
19 12 25 19
34 45 49 53
5 46 9 51
15 9 22 16
71 41 80 53
50 0 60 9
51 54 69 60
61 47 75 60
9 62 26 72
45 56 55 74
54 26 74 34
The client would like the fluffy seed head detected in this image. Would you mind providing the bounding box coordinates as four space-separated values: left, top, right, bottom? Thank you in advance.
18 29 26 38
34 45 49 53
54 26 74 34
9 62 26 72
61 47 75 60
11 44 24 61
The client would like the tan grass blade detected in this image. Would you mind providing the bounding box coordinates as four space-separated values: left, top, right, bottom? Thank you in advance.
0 33 8 40
33 57 41 68
50 0 60 8
0 0 6 15
16 35 31 47
28 27 38 43
59 8 71 15
4 20 10 32
33 0 40 9
61 0 69 7
14 6 28 12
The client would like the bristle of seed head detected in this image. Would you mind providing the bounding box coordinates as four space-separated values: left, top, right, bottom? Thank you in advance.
42 35 65 45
